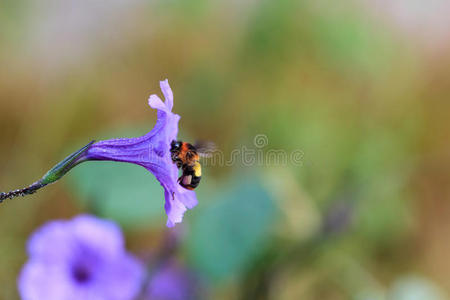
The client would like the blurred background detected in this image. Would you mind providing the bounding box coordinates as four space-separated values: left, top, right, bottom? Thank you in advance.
1 0 450 299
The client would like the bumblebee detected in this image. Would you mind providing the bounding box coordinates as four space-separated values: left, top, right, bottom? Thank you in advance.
170 140 212 190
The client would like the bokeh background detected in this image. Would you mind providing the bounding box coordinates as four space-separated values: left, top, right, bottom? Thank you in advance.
1 0 450 299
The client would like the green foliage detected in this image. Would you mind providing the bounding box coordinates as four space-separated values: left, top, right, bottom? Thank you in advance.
351 129 415 245
311 8 394 74
0 0 447 298
186 175 277 283
69 160 166 229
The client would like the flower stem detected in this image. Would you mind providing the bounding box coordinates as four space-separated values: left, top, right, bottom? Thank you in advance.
0 140 95 203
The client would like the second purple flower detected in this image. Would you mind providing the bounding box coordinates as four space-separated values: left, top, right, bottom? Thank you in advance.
18 215 143 300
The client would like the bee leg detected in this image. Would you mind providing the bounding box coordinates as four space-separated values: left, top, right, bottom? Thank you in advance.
171 152 178 161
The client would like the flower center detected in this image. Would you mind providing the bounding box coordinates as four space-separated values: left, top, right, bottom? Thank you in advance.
72 264 91 284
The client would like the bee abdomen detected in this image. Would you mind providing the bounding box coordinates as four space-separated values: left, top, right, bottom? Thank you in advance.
190 175 201 189
178 163 202 190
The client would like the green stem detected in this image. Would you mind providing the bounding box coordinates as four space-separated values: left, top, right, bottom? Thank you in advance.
0 140 95 203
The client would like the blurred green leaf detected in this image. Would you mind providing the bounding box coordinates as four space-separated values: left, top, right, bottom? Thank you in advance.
69 162 165 229
186 175 277 282
68 161 166 229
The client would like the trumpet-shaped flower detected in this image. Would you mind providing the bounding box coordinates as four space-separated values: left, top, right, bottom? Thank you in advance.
82 79 198 227
0 80 197 227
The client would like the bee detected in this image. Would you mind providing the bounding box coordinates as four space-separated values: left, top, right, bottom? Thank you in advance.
170 140 214 190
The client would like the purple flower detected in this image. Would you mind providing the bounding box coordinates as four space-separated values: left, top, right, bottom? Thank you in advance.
146 260 201 300
0 80 197 228
18 215 144 300
83 79 198 227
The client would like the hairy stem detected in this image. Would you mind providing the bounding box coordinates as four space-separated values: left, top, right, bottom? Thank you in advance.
0 140 95 203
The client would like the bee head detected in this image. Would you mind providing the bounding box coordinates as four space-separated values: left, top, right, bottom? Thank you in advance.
170 140 182 152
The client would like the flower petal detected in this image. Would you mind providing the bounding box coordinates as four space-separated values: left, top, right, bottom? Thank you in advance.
71 215 124 258
148 94 168 112
176 187 198 209
18 261 77 300
160 79 174 111
27 220 76 262
164 189 188 228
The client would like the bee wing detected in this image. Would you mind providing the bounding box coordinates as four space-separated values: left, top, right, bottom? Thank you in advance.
194 141 216 158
